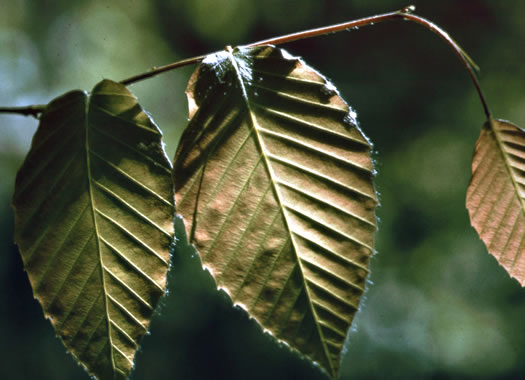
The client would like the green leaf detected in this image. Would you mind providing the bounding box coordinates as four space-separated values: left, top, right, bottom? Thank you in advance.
174 45 377 378
13 79 175 380
466 118 525 286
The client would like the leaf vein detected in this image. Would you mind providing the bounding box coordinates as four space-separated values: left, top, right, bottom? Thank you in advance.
284 203 373 251
277 179 376 228
90 125 171 173
306 278 359 311
202 156 264 261
99 235 164 291
104 266 154 311
252 104 369 148
266 152 376 200
258 126 373 173
300 256 365 292
89 149 173 207
251 83 347 114
91 103 161 135
93 179 172 238
111 342 134 366
107 293 147 331
292 229 369 272
34 201 91 291
58 264 102 332
110 319 138 348
96 209 169 267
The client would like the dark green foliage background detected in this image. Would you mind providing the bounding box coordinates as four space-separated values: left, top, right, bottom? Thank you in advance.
1 1 525 379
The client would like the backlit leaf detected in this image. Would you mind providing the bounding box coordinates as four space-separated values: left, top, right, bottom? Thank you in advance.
13 80 174 379
174 45 377 378
466 119 525 285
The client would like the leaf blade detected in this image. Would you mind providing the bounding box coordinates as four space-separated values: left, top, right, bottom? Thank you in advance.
13 79 174 380
174 46 377 378
466 118 525 285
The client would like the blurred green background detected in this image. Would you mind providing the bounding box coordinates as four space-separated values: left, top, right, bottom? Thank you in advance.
2 0 525 379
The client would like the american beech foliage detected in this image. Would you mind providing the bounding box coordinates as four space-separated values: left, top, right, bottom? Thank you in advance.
12 80 175 380
466 119 525 285
4 17 523 379
174 45 377 378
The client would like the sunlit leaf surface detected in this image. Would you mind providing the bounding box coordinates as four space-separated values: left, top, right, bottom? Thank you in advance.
13 80 174 380
174 45 377 378
467 119 525 286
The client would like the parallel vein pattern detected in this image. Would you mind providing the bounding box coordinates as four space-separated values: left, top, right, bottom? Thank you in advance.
466 119 525 286
13 79 174 380
174 45 377 378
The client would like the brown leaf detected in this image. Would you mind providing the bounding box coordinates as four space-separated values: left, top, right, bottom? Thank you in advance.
174 45 377 378
466 119 525 285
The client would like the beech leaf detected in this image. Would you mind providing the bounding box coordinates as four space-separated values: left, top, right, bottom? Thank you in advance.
12 79 175 379
466 119 525 285
174 45 377 378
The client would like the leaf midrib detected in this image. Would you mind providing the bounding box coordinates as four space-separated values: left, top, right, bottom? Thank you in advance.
227 49 336 378
84 92 117 376
490 119 525 269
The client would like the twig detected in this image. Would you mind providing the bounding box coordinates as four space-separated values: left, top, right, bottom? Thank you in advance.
400 12 490 118
0 105 46 119
120 55 207 86
245 5 490 119
0 5 491 119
